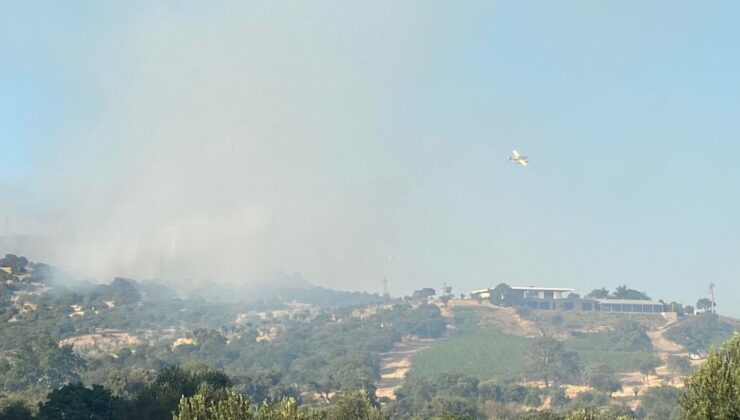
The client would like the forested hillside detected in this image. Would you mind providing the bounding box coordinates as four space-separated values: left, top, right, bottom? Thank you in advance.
1 255 739 419
0 255 449 418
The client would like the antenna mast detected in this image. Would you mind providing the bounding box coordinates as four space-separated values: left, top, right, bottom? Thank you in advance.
709 283 716 314
382 276 388 296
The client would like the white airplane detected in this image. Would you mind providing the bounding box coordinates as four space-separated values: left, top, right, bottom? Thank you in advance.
509 150 529 166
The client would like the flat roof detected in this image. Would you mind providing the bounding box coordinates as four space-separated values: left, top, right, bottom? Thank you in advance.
594 299 663 305
511 286 575 292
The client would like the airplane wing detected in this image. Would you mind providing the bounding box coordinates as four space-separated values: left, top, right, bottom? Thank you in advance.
518 159 528 166
512 150 520 159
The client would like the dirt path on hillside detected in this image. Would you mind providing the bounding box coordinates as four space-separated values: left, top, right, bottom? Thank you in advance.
614 320 688 396
375 338 442 400
376 300 541 400
648 321 684 356
563 319 690 399
446 299 541 337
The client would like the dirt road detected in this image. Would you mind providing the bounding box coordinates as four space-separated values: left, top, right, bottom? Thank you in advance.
375 338 442 400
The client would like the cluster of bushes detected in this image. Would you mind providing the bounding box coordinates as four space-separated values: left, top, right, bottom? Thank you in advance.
664 313 735 352
388 370 688 419
585 286 650 301
387 372 571 418
0 365 386 420
0 299 448 406
0 254 29 275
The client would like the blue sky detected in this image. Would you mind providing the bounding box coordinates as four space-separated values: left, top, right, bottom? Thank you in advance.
3 1 740 314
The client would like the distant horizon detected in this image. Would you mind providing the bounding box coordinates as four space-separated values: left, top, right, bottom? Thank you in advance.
1 241 721 317
4 1 740 316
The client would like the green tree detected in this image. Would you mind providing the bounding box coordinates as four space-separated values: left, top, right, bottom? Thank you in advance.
38 383 125 420
131 365 232 420
174 391 316 420
585 288 609 299
173 393 209 420
638 358 661 386
325 390 386 420
680 333 740 419
0 401 33 420
520 411 564 420
548 387 570 407
404 303 447 338
240 369 298 404
431 412 475 420
174 391 253 420
696 298 713 313
254 398 305 420
414 396 479 420
611 321 652 352
611 285 649 300
565 408 632 420
0 255 28 275
109 277 141 305
412 288 436 301
638 385 682 420
3 336 85 391
666 355 691 377
666 302 686 316
528 337 580 387
489 283 512 305
584 364 621 396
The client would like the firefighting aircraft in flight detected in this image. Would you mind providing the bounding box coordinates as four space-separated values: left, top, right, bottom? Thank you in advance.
509 150 529 166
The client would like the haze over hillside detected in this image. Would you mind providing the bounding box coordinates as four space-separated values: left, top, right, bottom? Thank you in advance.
4 2 740 314
6 2 740 419
1 254 738 418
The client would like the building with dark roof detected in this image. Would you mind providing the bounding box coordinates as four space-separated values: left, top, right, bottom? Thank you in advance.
470 285 672 314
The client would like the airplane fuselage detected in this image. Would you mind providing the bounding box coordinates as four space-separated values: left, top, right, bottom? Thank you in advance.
509 150 528 166
509 156 528 165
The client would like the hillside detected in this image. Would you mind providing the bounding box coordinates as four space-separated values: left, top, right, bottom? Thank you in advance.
378 299 740 417
409 301 666 381
664 312 739 353
3 255 740 419
0 255 455 417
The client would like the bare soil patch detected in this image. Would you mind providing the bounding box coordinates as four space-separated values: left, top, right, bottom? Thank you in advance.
375 337 442 400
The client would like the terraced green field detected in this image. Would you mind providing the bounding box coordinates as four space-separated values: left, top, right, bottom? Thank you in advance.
567 349 656 372
410 328 532 380
408 306 656 381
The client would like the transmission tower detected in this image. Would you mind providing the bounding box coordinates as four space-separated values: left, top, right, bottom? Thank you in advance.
709 283 716 314
382 276 389 297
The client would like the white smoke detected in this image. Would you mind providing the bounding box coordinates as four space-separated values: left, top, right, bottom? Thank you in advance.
9 2 434 292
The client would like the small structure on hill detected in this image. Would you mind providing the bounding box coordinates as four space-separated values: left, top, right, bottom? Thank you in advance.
511 286 574 300
471 286 574 304
588 298 664 314
471 285 671 314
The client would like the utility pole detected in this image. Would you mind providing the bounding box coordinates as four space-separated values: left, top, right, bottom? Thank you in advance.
384 255 394 298
709 283 716 314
